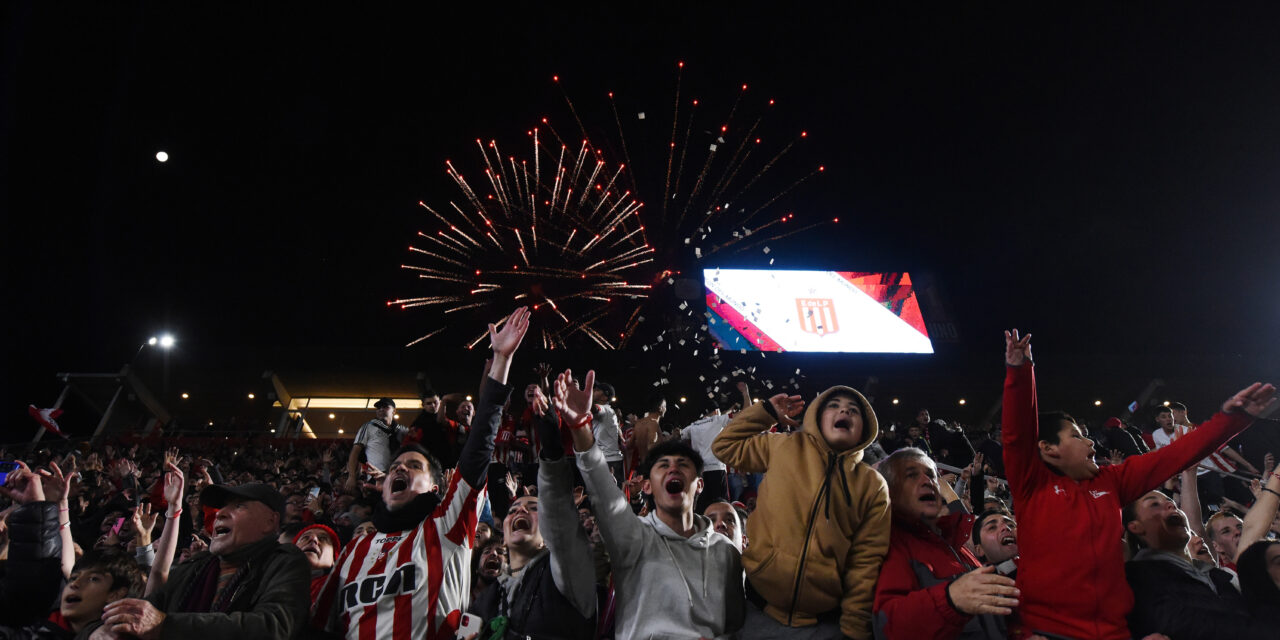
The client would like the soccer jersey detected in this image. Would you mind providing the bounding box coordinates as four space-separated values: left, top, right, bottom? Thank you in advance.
313 473 484 640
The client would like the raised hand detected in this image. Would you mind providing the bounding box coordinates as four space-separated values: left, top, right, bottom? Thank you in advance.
1266 452 1276 474
37 461 76 504
0 462 46 504
489 307 530 358
552 369 596 430
132 503 157 547
1221 382 1278 417
162 462 185 511
530 385 551 417
1004 329 1032 367
767 393 804 429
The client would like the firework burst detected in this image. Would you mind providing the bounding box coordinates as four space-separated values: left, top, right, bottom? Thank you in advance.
395 62 828 349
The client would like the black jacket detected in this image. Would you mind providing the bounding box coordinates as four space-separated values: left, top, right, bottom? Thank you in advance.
114 536 310 640
469 552 595 640
0 502 64 629
1126 553 1269 639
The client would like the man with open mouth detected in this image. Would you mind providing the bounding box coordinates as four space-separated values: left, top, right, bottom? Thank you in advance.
971 509 1019 578
466 379 598 639
551 367 745 639
294 523 341 602
874 448 1017 640
1123 490 1269 638
98 481 312 640
312 307 529 640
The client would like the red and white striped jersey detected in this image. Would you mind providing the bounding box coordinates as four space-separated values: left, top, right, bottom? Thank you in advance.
313 473 484 640
1173 423 1237 473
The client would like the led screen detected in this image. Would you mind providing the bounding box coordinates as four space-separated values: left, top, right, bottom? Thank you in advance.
703 269 934 353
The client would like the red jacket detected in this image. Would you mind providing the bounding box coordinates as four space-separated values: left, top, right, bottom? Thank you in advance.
873 510 985 639
1002 363 1253 640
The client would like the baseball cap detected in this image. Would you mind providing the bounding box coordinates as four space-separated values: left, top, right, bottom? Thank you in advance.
201 483 287 517
374 398 396 409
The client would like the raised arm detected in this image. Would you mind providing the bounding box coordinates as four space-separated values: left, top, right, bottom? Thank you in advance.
1112 382 1276 505
533 387 598 618
1179 468 1207 540
711 394 799 473
146 462 185 596
1238 453 1280 563
36 460 76 579
557 368 646 567
1000 329 1049 501
457 307 529 488
736 380 752 409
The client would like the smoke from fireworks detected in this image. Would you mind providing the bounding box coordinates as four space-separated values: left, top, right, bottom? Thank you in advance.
393 62 829 349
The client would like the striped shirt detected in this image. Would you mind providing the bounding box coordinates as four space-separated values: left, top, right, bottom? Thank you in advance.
313 473 484 640
1172 423 1237 473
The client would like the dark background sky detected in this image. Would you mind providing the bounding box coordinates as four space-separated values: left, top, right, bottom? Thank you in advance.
5 3 1280 440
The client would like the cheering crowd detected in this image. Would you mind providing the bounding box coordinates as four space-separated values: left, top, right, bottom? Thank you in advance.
2 312 1280 640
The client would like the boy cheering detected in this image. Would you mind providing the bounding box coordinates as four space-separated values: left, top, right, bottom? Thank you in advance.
1000 329 1274 639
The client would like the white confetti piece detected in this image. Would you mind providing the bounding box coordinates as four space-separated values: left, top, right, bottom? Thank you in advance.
763 246 771 254
638 112 646 119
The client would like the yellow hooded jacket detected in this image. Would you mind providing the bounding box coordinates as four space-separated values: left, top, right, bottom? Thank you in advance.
712 386 891 640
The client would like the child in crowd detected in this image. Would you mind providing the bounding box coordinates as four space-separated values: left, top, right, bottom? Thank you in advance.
713 383 891 639
1000 328 1275 639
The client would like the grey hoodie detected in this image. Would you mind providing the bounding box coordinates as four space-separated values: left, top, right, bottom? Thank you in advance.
576 444 745 639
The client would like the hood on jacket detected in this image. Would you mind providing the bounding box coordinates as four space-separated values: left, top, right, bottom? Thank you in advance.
643 511 719 546
801 385 879 459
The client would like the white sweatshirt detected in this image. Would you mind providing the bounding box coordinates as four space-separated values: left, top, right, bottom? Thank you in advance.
576 444 745 639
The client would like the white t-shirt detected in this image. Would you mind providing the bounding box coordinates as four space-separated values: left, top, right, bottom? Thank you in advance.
593 404 624 462
681 414 731 472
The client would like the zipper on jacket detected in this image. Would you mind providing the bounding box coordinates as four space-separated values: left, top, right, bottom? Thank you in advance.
786 474 831 625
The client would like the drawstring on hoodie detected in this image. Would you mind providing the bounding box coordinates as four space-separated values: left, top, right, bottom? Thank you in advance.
821 452 855 520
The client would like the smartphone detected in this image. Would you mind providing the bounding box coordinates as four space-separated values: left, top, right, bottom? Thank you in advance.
110 517 126 537
308 486 322 499
455 613 481 639
0 461 18 486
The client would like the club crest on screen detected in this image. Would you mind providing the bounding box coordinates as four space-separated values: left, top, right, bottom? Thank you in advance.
795 298 839 335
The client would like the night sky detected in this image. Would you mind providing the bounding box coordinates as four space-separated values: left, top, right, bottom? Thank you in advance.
6 4 1280 438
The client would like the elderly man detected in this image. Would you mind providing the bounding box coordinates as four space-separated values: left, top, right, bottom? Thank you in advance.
98 482 312 640
872 448 1016 640
313 308 529 640
294 524 340 602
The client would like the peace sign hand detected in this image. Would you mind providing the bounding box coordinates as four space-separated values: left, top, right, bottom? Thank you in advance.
1004 329 1032 367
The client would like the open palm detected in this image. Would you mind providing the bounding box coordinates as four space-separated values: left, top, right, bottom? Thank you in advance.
553 369 596 428
1222 382 1278 417
489 307 530 357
